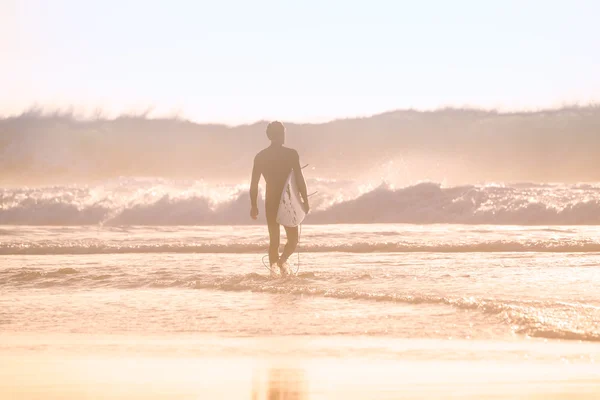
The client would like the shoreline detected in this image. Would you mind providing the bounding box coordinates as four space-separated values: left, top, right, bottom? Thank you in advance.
2 333 599 399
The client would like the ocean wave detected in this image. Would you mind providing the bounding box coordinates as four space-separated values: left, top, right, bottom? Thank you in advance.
3 268 598 342
2 239 600 255
312 182 600 225
5 267 80 281
4 107 600 184
2 180 600 226
516 327 600 342
198 276 600 343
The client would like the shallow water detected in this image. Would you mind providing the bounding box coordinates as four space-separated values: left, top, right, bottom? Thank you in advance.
2 224 599 342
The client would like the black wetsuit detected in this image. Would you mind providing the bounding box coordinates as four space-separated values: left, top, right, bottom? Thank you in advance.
250 144 308 266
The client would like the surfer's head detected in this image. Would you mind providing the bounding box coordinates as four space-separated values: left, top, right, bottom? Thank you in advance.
266 121 285 145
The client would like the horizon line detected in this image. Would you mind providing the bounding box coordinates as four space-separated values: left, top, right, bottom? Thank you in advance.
2 102 600 128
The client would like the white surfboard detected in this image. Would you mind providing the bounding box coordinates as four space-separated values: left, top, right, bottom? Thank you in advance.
276 171 306 227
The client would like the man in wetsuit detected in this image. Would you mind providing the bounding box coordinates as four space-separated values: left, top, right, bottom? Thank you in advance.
250 121 309 277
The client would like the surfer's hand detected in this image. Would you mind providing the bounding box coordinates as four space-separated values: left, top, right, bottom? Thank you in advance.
250 207 259 220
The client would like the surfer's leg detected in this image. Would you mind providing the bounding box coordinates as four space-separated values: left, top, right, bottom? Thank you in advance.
266 212 280 266
279 225 299 264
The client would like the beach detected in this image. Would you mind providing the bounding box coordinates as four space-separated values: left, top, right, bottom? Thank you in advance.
2 334 599 399
1 224 599 399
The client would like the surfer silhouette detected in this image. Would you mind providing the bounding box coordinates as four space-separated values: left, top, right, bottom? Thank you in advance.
250 121 309 277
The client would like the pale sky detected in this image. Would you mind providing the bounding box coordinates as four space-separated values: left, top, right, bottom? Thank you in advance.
2 0 599 124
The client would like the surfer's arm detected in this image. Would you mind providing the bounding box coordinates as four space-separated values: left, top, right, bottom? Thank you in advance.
293 151 309 206
250 156 261 211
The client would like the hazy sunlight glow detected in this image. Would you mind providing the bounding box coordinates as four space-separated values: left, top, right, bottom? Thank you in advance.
2 0 600 123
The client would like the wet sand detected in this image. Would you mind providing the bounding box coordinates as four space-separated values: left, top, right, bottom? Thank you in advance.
1 334 598 399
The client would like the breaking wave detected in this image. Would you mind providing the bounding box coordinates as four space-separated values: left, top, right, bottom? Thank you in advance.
2 180 600 226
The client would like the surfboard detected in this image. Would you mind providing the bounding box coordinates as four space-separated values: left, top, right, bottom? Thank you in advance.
276 171 306 227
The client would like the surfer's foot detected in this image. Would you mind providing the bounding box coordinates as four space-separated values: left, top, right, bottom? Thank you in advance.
278 261 291 278
269 263 280 279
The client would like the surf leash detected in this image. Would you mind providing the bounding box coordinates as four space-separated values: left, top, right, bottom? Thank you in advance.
261 223 302 277
262 168 315 277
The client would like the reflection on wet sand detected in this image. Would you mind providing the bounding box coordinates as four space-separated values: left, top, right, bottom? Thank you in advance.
252 368 308 400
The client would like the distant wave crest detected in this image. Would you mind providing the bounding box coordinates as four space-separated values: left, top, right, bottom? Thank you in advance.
4 107 600 184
